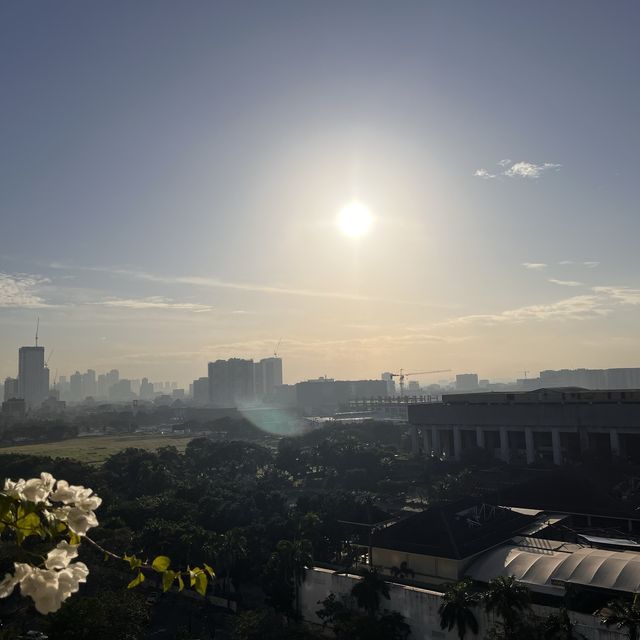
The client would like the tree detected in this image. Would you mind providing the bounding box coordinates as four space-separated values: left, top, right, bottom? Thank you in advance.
316 593 409 640
482 576 531 640
264 539 313 616
600 594 640 640
215 528 248 594
350 568 390 617
438 578 480 639
544 607 584 640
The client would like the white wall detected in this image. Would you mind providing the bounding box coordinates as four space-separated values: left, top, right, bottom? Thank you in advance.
300 568 626 640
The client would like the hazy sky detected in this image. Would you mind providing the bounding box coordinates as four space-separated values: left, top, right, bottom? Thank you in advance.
1 1 639 386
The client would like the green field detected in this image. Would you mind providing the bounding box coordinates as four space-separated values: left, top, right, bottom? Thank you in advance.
0 433 196 465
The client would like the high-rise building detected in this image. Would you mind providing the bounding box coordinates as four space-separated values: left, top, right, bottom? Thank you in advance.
192 377 209 405
254 357 283 400
139 377 154 400
4 377 19 401
208 358 255 406
381 372 397 395
18 346 48 409
456 373 479 392
69 371 82 401
82 369 97 398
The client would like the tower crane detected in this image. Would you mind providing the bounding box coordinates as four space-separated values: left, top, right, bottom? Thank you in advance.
273 338 282 358
389 368 452 396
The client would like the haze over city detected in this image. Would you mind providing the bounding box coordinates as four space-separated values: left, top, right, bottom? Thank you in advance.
2 1 639 386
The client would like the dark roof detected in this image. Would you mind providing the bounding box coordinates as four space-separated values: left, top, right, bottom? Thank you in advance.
496 470 638 520
371 499 536 560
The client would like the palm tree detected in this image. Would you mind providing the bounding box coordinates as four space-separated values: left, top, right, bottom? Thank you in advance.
543 607 585 640
215 528 248 594
351 568 390 617
438 578 480 640
482 576 531 639
600 594 640 640
271 538 313 614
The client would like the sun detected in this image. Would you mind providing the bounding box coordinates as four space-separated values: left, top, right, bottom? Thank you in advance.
337 202 373 238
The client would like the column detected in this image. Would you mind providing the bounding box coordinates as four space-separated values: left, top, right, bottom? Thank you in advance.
500 427 510 463
525 427 535 465
610 429 621 458
552 429 562 466
432 427 441 457
453 426 462 461
579 428 589 453
410 425 419 455
476 427 485 448
423 429 431 456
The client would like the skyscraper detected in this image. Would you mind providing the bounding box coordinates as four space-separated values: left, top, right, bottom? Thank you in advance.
18 346 48 409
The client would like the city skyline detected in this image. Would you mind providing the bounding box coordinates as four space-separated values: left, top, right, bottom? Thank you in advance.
2 2 640 384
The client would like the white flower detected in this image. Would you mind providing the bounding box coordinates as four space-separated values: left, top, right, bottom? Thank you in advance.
22 473 56 504
57 562 88 599
3 477 26 500
2 561 89 614
45 541 79 570
66 507 98 536
0 572 19 598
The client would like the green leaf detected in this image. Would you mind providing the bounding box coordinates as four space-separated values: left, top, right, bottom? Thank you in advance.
152 555 171 572
177 574 185 592
68 531 81 546
189 569 197 587
124 554 142 570
127 571 145 589
203 563 215 578
162 570 175 592
194 571 208 597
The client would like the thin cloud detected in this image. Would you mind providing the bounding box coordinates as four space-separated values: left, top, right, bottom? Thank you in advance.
0 273 50 308
522 262 548 270
474 160 562 180
583 261 600 268
548 279 583 287
445 294 609 327
504 161 562 179
96 297 214 312
473 168 496 179
47 262 454 309
593 286 640 305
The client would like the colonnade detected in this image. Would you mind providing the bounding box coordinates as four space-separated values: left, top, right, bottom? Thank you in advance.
411 424 624 465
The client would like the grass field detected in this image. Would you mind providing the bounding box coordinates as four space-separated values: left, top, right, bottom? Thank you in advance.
0 433 196 465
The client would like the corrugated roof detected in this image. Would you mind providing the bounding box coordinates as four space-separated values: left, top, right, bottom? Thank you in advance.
468 544 640 595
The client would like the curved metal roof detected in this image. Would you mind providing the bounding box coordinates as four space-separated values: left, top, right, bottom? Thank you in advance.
467 543 640 595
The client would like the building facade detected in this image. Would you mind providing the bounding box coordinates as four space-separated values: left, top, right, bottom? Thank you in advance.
408 388 640 465
18 346 49 409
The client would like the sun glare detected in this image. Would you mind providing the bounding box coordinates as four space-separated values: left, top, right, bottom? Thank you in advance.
337 202 373 238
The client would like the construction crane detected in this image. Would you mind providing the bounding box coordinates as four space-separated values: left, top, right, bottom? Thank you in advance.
389 369 452 396
273 338 282 358
45 349 54 368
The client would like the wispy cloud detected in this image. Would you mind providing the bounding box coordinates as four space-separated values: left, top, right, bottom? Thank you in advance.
47 262 453 309
474 159 561 180
583 261 600 269
95 296 214 312
548 279 583 287
473 168 496 179
0 273 50 308
522 262 548 270
504 161 562 179
593 286 640 305
444 294 609 327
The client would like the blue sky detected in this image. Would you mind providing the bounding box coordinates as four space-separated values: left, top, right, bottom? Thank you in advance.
1 1 639 385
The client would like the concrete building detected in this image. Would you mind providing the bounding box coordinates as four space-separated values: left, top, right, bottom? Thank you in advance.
18 346 49 409
69 371 82 402
259 357 283 399
191 377 209 405
408 388 640 465
295 378 387 414
208 358 255 406
300 499 640 638
3 377 19 401
456 373 479 392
